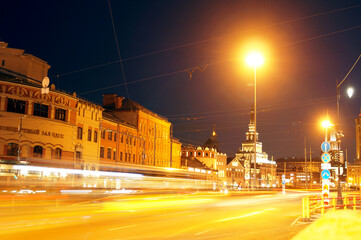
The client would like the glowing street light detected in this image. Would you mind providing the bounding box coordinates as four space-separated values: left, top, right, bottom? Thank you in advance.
246 52 264 67
321 120 333 129
347 87 354 98
246 51 264 189
322 119 333 142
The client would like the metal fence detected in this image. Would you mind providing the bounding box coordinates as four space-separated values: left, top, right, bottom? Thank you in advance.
302 194 361 221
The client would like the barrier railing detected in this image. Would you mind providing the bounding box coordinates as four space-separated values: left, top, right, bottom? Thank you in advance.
302 193 361 222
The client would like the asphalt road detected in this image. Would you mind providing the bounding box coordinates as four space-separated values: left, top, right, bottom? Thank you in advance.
0 190 310 240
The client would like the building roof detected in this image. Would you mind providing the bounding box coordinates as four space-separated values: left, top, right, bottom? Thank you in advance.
102 111 137 129
181 156 212 170
119 98 169 122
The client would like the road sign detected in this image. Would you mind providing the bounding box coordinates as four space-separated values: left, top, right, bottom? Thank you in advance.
321 142 331 152
321 152 331 163
322 180 330 205
321 163 331 169
321 169 331 180
282 180 285 185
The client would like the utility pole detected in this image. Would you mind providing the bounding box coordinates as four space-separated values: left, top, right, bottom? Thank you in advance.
271 156 273 187
304 136 307 190
309 147 313 187
153 123 156 166
17 117 24 163
170 125 173 168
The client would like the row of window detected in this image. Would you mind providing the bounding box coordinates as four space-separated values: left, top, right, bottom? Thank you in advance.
6 143 62 159
77 127 139 147
7 98 66 121
99 146 139 162
77 107 99 121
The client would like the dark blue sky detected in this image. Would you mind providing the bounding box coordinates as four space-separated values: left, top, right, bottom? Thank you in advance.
2 0 361 161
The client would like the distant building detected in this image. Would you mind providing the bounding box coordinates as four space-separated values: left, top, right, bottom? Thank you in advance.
181 125 227 181
347 160 361 187
231 107 276 187
276 157 321 187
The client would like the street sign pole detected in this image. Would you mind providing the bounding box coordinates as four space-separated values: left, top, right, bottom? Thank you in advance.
321 141 331 206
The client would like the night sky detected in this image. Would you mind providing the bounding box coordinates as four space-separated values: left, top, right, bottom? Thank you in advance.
2 0 361 161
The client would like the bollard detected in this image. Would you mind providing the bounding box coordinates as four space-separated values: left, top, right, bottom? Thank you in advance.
321 196 324 216
354 196 356 211
344 195 347 210
306 197 310 219
333 196 336 211
302 197 306 221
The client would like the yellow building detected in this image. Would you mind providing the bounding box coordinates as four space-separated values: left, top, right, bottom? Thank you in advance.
0 42 78 166
0 43 181 171
102 94 175 168
74 99 103 170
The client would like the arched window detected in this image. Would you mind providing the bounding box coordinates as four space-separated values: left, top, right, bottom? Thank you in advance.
33 145 43 158
6 143 18 156
55 148 62 159
197 152 201 156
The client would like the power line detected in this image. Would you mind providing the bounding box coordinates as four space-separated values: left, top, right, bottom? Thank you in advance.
107 0 131 102
51 3 361 78
78 23 361 95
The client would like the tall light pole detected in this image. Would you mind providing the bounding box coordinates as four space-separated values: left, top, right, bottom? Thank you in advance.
335 54 360 203
246 52 264 189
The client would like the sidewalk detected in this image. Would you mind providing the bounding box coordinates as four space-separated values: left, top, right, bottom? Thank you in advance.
292 210 361 240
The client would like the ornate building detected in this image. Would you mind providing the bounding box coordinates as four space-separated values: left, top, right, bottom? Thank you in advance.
181 125 226 179
232 107 276 187
0 42 181 170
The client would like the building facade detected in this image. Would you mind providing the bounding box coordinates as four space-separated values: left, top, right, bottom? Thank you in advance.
0 42 181 170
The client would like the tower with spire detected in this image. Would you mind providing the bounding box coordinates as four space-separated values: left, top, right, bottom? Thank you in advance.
203 122 220 151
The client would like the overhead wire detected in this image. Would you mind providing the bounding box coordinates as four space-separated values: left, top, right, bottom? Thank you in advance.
51 3 361 79
107 0 131 102
78 23 361 95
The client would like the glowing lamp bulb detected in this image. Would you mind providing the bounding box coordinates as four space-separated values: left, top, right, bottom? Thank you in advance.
347 87 354 98
246 52 264 67
322 120 332 128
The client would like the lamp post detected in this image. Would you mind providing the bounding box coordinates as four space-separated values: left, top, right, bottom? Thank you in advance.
335 54 361 203
246 52 264 189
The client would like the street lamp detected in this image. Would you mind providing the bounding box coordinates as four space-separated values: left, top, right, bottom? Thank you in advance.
246 52 264 189
335 54 361 203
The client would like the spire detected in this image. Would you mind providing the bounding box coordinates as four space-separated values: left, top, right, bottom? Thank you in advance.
203 123 219 151
212 122 216 136
250 105 255 125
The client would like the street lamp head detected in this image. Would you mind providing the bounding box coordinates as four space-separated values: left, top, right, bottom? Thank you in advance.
246 52 264 67
322 120 333 129
347 87 354 98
